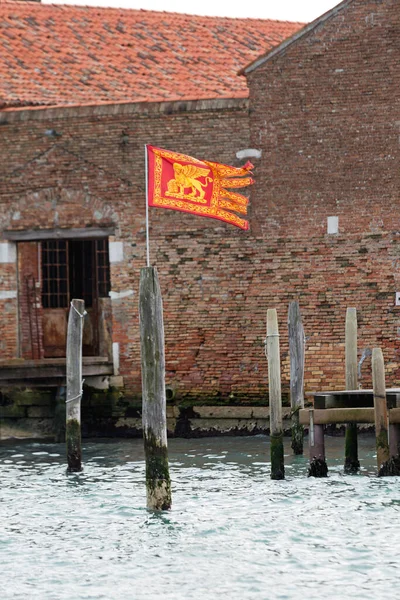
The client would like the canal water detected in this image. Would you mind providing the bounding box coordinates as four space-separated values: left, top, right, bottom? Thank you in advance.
1 435 400 600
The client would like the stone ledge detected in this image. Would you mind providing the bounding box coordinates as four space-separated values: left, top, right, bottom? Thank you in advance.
0 97 249 123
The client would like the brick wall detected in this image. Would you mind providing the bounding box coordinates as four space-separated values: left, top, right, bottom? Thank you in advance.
1 99 263 399
244 0 400 393
1 0 399 406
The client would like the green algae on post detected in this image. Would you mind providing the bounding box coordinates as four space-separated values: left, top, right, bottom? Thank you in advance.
308 409 328 477
139 267 172 510
344 423 360 474
291 410 304 456
378 455 400 477
144 430 171 510
270 433 285 480
66 418 82 472
308 457 328 478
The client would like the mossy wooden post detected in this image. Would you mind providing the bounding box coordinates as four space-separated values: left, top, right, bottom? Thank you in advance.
267 309 284 480
139 266 172 510
54 385 66 443
288 301 305 455
344 307 360 473
389 423 400 458
389 393 400 458
372 348 391 476
66 298 85 472
308 407 328 477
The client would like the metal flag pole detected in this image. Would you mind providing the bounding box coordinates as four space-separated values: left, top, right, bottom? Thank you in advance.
145 144 150 267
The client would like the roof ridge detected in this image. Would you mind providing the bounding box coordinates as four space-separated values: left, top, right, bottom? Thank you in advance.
0 1 304 23
241 0 351 74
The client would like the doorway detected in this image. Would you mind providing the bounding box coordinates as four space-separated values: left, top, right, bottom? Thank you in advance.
41 238 110 357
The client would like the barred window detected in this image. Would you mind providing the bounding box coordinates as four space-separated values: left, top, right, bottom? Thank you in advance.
41 240 68 309
41 238 110 309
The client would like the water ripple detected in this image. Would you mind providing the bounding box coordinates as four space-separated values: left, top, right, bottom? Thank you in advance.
1 435 400 599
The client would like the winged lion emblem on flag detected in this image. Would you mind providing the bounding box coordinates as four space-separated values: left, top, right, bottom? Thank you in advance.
166 163 213 201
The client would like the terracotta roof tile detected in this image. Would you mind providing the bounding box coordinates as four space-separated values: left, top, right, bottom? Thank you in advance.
0 1 303 108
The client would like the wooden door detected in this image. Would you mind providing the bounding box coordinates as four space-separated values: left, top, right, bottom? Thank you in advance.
41 239 110 358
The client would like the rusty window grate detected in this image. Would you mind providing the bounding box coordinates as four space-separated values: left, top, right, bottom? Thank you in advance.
41 240 68 308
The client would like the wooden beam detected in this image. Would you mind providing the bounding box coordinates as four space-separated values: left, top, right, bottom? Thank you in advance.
3 227 115 241
300 407 400 425
300 408 375 425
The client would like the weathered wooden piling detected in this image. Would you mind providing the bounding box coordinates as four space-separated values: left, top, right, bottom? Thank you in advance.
267 309 284 480
66 299 85 472
54 385 66 443
344 307 360 473
389 422 400 458
371 348 396 476
139 266 172 510
308 408 328 477
288 301 305 455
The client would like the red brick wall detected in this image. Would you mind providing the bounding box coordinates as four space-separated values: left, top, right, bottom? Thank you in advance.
1 0 399 410
244 0 400 393
1 99 263 399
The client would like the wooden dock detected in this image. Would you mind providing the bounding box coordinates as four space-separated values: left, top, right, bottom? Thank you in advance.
300 389 400 425
300 388 400 477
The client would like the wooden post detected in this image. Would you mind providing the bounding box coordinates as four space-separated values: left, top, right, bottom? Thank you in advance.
54 385 66 443
66 299 85 472
288 301 305 454
344 307 360 473
389 423 400 457
308 408 328 477
139 266 172 510
372 348 392 476
389 393 400 458
267 309 284 480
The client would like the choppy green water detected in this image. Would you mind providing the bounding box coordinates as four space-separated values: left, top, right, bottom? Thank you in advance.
1 435 400 600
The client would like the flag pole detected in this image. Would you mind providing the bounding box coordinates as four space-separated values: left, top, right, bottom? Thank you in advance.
145 144 150 267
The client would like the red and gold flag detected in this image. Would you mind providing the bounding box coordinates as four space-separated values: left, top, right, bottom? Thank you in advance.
147 146 254 230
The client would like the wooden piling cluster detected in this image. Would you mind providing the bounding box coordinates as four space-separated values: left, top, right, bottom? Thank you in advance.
267 303 400 479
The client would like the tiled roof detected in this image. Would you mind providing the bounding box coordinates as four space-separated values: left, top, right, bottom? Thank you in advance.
0 1 303 108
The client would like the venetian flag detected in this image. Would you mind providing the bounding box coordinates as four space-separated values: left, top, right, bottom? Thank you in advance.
146 145 254 230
